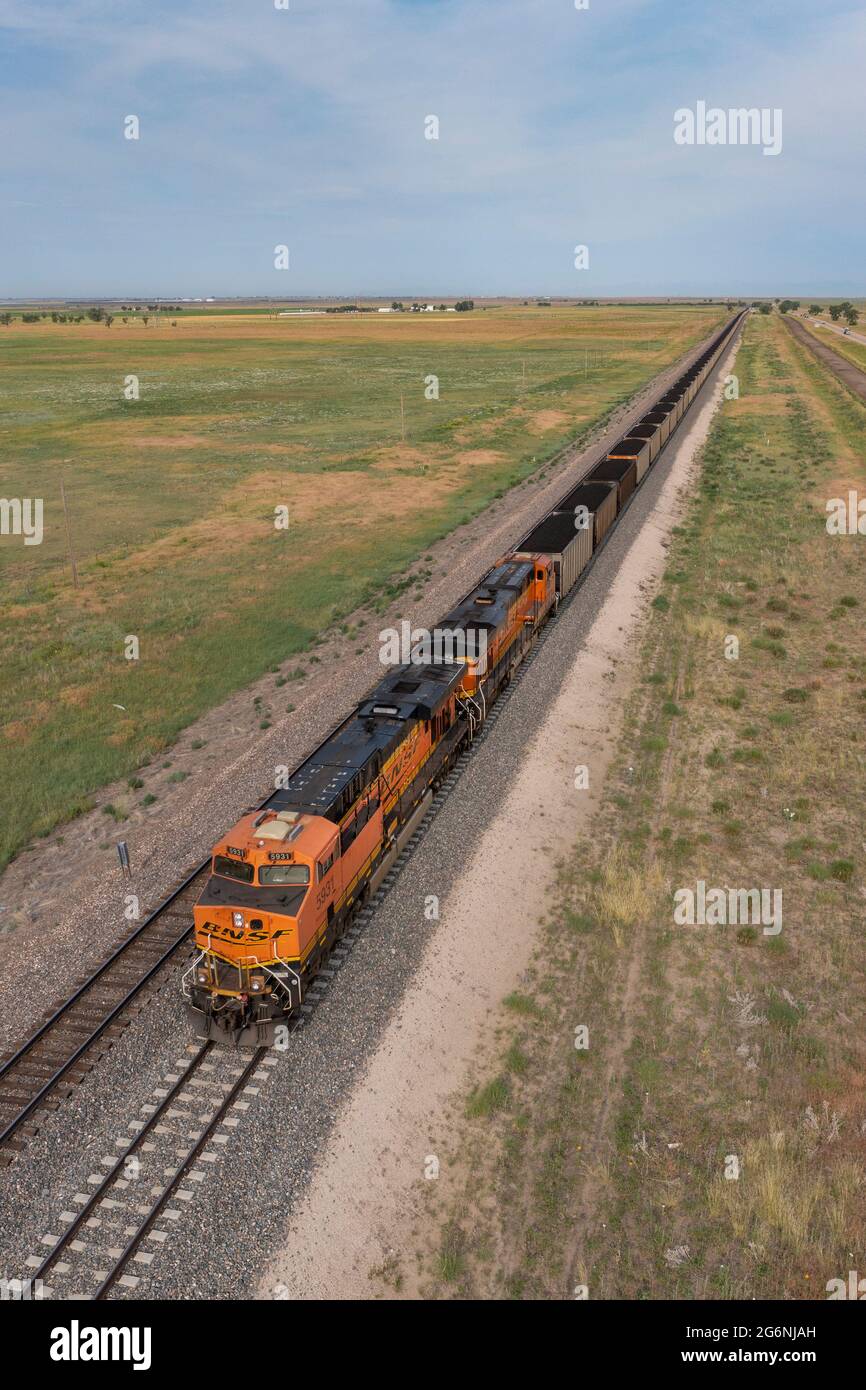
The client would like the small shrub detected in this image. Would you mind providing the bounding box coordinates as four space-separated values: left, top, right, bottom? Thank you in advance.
767 997 800 1029
769 711 795 727
503 993 544 1018
732 747 764 764
466 1076 509 1119
829 859 854 882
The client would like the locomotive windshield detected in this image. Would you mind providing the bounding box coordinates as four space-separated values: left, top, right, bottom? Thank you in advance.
212 854 254 883
259 863 311 886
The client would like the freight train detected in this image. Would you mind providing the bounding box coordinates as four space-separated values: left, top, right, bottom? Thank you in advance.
183 311 745 1045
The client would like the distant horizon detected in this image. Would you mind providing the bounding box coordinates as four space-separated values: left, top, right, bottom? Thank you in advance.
1 292 863 305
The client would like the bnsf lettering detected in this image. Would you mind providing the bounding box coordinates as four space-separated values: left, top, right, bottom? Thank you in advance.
206 924 292 944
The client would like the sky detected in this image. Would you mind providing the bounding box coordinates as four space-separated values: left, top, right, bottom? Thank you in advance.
0 0 863 298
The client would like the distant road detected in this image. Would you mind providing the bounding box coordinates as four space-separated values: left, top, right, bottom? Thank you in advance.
806 316 866 348
785 315 866 406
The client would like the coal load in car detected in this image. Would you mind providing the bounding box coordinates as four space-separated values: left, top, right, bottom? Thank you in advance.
585 456 638 506
620 423 661 465
639 409 673 447
514 511 593 598
553 479 618 545
605 434 652 482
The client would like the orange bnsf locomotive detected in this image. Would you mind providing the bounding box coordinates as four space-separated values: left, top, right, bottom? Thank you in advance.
185 311 744 1045
185 555 556 1044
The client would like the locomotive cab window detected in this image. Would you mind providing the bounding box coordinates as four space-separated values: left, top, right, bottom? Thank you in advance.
317 848 337 881
259 863 311 886
212 854 254 883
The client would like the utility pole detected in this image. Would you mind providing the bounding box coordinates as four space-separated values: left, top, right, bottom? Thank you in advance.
59 472 79 589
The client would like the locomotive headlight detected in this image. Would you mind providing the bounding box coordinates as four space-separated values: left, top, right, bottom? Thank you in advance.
249 975 266 993
196 968 209 985
232 911 244 928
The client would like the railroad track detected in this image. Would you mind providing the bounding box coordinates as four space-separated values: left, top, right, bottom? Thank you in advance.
23 921 370 1298
0 868 208 1165
0 318 741 1170
27 1042 271 1298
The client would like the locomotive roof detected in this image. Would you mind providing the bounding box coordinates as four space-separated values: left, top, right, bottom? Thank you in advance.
443 558 534 634
359 660 466 719
264 660 465 821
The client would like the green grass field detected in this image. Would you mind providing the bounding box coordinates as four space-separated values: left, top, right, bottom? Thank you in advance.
0 304 723 869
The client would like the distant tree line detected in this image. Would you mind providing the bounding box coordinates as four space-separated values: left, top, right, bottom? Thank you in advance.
0 310 89 324
828 301 859 325
746 299 859 326
0 304 185 327
781 300 859 325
